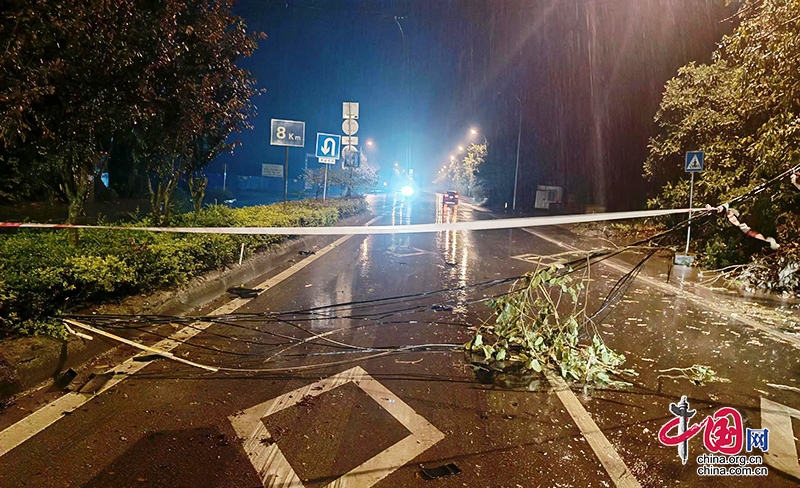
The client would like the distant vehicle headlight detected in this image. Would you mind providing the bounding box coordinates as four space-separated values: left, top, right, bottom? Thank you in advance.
401 186 415 197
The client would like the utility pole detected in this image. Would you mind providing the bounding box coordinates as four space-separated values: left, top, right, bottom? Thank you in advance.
499 93 523 211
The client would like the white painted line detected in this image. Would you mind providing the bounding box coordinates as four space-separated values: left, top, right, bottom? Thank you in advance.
522 228 800 348
0 216 382 459
229 366 444 488
546 372 641 488
760 397 800 479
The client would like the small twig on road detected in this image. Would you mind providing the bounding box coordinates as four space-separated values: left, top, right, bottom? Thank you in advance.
395 358 423 364
766 383 800 394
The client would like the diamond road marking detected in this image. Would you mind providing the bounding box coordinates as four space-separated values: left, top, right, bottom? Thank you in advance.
228 366 444 488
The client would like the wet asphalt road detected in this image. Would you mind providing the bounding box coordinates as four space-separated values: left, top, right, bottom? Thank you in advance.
1 193 799 488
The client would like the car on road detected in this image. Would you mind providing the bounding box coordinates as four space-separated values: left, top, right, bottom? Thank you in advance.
442 190 459 205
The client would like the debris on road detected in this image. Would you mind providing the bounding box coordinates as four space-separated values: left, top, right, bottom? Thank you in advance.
297 394 317 409
298 250 316 255
226 287 262 299
395 358 423 364
58 368 80 391
766 383 800 394
657 365 729 385
420 463 462 480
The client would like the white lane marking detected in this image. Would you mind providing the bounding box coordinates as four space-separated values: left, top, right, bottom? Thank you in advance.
546 372 641 488
229 366 444 488
761 397 800 479
522 228 800 348
0 216 383 458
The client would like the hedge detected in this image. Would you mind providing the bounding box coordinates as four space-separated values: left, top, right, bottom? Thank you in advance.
0 197 368 337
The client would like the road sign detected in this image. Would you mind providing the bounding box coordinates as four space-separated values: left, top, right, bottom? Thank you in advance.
685 151 704 172
342 136 358 146
318 157 336 165
343 102 359 119
270 119 305 147
343 147 360 168
261 163 283 178
342 119 359 136
315 133 341 159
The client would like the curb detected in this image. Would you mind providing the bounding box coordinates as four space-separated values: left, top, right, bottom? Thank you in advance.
0 211 374 402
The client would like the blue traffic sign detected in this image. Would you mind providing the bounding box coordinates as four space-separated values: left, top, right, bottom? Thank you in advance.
343 147 360 168
270 119 305 147
685 151 704 172
315 133 342 160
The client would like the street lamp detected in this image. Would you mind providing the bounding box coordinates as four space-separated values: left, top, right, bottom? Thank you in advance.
457 146 464 152
366 140 374 146
498 92 523 211
469 128 488 145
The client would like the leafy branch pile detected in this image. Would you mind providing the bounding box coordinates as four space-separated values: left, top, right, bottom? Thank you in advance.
466 265 635 387
0 197 367 338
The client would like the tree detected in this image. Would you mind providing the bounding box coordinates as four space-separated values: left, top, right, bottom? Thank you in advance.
302 166 346 198
341 153 379 196
644 0 800 290
445 143 487 196
0 0 163 223
0 0 261 224
134 0 261 224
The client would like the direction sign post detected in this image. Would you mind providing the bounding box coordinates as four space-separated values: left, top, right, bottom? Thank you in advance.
316 133 341 202
676 151 705 265
270 119 306 208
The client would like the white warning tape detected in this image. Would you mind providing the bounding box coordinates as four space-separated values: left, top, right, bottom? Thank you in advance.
0 208 698 235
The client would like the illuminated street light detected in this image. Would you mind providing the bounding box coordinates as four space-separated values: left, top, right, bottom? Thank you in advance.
367 140 374 146
458 146 464 152
469 128 488 145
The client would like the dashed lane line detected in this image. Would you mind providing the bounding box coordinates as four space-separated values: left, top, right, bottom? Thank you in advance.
546 372 642 488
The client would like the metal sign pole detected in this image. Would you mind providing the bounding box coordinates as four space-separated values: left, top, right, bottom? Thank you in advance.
684 172 694 255
283 146 289 209
323 164 329 201
222 163 227 193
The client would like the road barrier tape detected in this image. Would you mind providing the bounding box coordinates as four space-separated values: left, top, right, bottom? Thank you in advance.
706 203 779 250
0 207 699 235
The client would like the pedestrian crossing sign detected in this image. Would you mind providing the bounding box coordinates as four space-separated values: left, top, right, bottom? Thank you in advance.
685 151 704 172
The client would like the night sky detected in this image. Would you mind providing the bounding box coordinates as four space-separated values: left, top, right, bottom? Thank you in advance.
216 0 737 210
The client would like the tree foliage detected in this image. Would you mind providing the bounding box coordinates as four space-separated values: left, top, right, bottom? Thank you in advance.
644 0 800 292
466 264 634 388
443 143 487 195
0 0 262 223
303 156 379 198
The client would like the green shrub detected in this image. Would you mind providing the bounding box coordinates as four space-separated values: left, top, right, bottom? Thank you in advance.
0 196 367 337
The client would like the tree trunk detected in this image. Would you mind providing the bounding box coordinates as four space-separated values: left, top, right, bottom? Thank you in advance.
188 173 208 214
61 158 92 246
